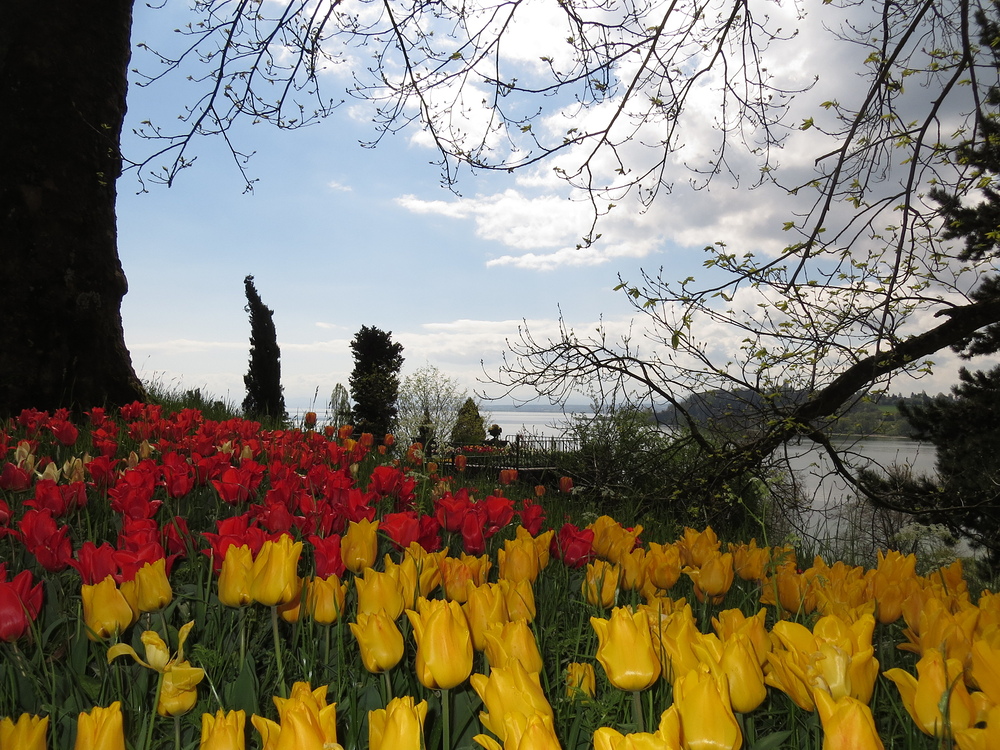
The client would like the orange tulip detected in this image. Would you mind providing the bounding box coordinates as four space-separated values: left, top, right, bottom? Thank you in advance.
440 554 491 602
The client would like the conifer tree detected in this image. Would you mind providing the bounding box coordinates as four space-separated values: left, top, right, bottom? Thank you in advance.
451 397 487 446
348 326 404 437
242 275 285 420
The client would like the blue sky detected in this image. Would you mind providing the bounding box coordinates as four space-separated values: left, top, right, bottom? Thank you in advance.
115 2 989 411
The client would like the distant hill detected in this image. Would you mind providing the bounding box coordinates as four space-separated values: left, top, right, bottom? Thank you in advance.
654 388 927 438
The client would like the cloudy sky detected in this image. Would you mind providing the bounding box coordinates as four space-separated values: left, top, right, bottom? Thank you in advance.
115 1 986 411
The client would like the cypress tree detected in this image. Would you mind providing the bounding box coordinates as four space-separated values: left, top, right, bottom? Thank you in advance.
242 275 285 420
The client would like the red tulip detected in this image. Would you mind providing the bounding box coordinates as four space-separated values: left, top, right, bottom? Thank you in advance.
0 564 43 642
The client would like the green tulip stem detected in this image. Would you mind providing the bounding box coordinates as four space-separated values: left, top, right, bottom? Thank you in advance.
381 670 393 704
174 715 181 750
442 687 452 750
271 605 287 698
632 690 644 733
239 607 247 669
143 671 164 750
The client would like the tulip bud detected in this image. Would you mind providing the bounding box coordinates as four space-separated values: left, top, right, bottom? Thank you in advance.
591 607 661 692
133 558 172 614
0 713 48 750
565 662 596 699
81 576 135 641
200 709 246 750
249 535 303 607
75 701 126 750
406 598 474 690
369 696 427 750
341 519 379 575
218 545 254 608
350 610 405 673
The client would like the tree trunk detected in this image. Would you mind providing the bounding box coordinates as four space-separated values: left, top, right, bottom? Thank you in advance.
0 0 144 416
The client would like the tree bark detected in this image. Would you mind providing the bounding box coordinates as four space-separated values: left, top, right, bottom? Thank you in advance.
0 0 144 416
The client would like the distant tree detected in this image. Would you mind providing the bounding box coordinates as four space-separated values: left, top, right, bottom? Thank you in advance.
864 366 1000 567
328 383 352 430
241 275 285 420
396 363 469 446
451 397 487 446
349 326 404 437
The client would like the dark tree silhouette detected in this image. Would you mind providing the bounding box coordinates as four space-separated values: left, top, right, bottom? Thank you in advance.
242 275 285 421
864 367 1000 566
349 326 404 437
1 1 143 415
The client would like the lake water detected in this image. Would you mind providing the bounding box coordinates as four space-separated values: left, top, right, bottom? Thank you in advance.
490 410 939 547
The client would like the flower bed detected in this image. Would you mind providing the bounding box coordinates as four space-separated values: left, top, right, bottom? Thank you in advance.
0 404 996 749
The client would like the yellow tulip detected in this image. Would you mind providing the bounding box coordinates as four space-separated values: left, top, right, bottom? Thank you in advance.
74 702 125 750
81 575 135 641
712 608 771 667
108 621 195 673
672 667 742 750
676 526 720 568
589 515 643 564
813 689 885 750
565 661 596 699
218 545 254 608
644 542 681 591
593 726 675 750
694 632 767 714
645 605 700 684
406 598 474 689
953 703 1000 750
0 713 48 750
730 539 770 582
515 525 554 570
440 554 491 602
617 548 647 591
884 647 975 737
470 658 555 743
474 712 562 750
498 577 536 623
356 568 406 620
591 606 661 692
483 619 544 673
158 661 205 717
350 610 405 673
684 551 734 604
497 537 541 584
368 696 427 750
199 709 246 750
463 582 510 650
252 682 339 750
582 560 620 608
970 638 1000 705
340 519 379 574
249 535 303 607
305 574 347 625
132 558 172 613
385 554 441 610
